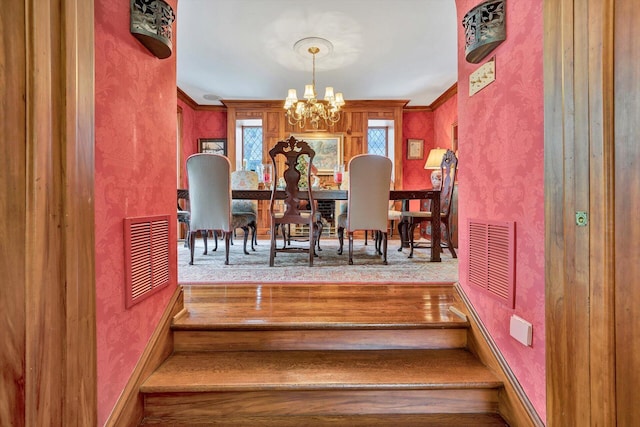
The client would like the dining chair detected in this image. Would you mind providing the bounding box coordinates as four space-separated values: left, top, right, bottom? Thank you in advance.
186 153 233 265
400 149 458 259
177 188 190 248
336 154 393 264
230 170 258 252
268 136 319 267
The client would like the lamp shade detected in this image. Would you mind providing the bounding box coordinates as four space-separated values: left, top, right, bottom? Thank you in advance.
424 148 447 169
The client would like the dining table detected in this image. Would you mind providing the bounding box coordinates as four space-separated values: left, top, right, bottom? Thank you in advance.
178 188 442 262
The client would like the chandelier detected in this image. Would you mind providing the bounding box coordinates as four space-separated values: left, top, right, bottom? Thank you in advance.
284 43 345 129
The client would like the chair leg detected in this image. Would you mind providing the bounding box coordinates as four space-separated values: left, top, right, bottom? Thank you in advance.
315 220 323 252
250 221 257 251
408 221 418 259
308 223 315 267
337 226 344 255
348 232 354 265
364 230 368 245
188 231 197 265
251 221 258 248
223 231 230 265
241 226 250 255
382 231 388 265
269 222 276 267
397 220 406 252
445 220 457 258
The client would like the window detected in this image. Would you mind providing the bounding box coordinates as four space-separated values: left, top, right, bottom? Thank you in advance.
242 126 263 171
368 127 388 156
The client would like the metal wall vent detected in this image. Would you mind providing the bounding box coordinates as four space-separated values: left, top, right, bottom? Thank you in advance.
124 215 170 308
467 219 516 308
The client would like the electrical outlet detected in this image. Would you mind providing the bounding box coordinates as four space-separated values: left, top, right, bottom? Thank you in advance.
510 315 532 346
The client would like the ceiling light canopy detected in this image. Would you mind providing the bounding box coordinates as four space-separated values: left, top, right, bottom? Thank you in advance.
284 38 345 129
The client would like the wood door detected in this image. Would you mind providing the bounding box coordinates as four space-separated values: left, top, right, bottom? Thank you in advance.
545 0 639 424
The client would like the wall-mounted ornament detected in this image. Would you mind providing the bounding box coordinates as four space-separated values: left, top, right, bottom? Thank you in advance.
130 0 176 59
462 0 506 64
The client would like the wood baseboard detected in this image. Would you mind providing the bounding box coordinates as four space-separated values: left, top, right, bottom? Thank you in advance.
454 283 545 427
105 286 184 427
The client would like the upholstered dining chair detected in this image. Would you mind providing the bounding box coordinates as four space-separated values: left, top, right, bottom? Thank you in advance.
186 153 233 265
400 149 458 259
230 170 258 252
268 136 319 267
177 189 190 248
336 154 393 265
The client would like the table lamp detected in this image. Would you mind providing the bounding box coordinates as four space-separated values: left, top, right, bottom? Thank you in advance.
424 148 447 189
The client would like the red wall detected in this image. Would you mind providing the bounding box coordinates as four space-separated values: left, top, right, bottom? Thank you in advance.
402 95 458 208
177 99 226 186
95 0 178 423
455 0 545 420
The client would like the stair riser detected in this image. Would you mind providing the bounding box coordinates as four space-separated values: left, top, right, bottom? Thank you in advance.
173 328 467 352
143 389 499 420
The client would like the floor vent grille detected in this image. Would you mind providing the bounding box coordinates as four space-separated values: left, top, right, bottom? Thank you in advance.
468 219 515 308
124 215 170 308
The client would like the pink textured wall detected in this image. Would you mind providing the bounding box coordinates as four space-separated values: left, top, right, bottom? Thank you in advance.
95 0 178 424
402 99 458 208
455 0 545 420
402 111 434 209
177 99 226 186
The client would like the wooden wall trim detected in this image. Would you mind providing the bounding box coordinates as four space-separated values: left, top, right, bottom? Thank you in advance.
0 0 98 425
454 284 544 427
544 0 617 425
106 287 184 427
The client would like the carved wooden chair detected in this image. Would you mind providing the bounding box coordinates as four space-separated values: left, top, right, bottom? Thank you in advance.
400 149 458 259
336 154 393 264
268 136 319 267
185 153 233 265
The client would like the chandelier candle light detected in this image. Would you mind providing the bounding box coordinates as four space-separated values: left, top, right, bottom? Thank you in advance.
284 39 345 129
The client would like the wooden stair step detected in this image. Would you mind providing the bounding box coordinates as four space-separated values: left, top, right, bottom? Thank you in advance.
141 349 500 393
174 283 468 330
173 327 468 352
141 413 509 426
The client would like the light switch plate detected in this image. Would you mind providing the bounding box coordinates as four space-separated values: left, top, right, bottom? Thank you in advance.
510 314 533 346
469 57 496 96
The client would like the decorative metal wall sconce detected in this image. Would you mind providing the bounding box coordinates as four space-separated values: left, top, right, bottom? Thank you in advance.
462 0 506 64
130 0 176 59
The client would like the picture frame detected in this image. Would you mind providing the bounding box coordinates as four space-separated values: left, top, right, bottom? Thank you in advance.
291 133 344 175
407 138 424 160
198 138 227 155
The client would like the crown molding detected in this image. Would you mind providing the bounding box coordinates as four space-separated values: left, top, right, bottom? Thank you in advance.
177 84 457 112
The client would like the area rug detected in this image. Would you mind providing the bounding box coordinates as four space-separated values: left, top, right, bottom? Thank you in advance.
178 236 458 284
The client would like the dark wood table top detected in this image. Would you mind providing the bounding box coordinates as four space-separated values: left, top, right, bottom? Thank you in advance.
178 188 439 201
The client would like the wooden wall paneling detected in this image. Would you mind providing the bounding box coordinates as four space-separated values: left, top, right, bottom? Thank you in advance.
614 0 640 424
0 0 97 425
545 0 591 423
545 0 616 425
1 1 27 425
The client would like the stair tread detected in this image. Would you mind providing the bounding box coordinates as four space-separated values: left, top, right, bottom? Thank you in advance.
174 283 469 330
141 349 501 393
141 413 509 426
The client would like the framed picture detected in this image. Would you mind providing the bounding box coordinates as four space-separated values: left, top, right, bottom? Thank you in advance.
198 138 227 155
291 133 343 175
407 138 424 159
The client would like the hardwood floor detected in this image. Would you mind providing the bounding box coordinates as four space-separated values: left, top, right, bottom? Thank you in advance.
139 283 509 426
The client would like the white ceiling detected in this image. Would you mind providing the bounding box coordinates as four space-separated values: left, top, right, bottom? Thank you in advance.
176 0 458 107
